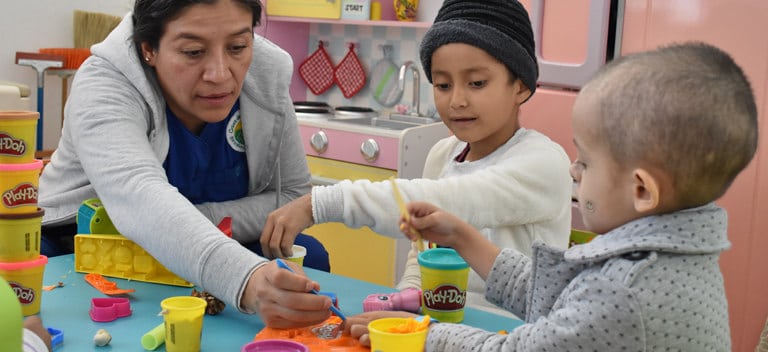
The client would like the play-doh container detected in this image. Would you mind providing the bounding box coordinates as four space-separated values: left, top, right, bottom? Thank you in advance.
368 317 428 352
0 255 48 316
0 160 42 214
0 111 38 163
418 248 469 323
285 245 307 266
161 296 207 352
0 208 43 262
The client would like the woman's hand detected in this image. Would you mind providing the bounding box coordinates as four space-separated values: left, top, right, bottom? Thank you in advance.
261 194 314 259
343 311 419 346
240 260 332 328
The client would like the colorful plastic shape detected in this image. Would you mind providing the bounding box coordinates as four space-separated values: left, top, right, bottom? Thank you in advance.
255 316 367 352
84 273 135 296
276 259 346 320
74 234 193 287
242 339 309 352
89 297 132 322
141 323 165 350
46 326 64 350
0 276 22 352
317 291 338 308
218 217 232 238
76 198 119 235
363 287 422 313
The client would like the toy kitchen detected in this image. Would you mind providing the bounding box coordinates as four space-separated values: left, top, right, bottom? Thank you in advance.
255 0 615 287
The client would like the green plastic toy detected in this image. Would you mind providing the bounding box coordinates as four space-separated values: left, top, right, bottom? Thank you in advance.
0 276 23 352
76 198 119 235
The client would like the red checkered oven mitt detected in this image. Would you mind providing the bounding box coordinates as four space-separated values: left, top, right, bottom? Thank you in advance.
334 43 367 98
299 41 335 95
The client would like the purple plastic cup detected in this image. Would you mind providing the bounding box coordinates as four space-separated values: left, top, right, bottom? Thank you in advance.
241 339 309 352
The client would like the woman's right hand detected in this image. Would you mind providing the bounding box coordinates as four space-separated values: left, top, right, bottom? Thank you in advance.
240 260 332 328
261 194 314 259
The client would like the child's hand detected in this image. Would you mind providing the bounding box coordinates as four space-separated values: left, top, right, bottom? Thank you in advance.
400 201 467 249
343 311 419 346
24 315 52 352
402 201 501 279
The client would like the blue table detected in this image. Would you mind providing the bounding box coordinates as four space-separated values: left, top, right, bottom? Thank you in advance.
39 254 522 351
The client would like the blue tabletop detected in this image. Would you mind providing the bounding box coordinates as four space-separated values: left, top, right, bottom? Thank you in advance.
39 254 522 351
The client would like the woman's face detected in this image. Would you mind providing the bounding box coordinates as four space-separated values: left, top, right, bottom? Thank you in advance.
142 0 253 133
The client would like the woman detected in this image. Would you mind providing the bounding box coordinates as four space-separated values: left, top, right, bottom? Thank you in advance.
39 0 331 327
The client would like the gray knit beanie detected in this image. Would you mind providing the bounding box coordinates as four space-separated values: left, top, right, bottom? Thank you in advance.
420 0 538 96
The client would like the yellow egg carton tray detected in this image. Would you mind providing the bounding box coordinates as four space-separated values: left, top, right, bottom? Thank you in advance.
74 234 193 287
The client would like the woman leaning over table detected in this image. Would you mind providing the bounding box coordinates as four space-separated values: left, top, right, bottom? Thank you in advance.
37 0 334 327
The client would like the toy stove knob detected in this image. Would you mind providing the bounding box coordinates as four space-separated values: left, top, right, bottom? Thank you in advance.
360 138 380 162
310 130 328 154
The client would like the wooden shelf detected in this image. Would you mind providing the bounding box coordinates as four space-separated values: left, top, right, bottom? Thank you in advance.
266 15 431 28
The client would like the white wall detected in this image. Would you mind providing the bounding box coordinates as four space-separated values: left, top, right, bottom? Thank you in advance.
0 1 133 150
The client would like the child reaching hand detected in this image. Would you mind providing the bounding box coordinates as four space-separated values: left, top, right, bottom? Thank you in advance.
397 42 758 351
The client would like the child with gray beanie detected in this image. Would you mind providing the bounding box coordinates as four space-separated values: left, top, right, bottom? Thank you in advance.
262 0 572 318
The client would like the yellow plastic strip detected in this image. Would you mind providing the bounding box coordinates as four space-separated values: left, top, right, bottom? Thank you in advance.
389 177 425 252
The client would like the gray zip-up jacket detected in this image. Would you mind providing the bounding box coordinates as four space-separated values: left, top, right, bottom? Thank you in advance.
426 203 731 351
38 14 311 311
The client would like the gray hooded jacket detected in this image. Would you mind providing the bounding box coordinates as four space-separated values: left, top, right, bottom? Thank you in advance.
426 203 731 351
38 14 311 311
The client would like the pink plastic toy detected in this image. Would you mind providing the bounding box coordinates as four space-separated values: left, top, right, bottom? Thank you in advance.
363 287 422 313
89 297 132 322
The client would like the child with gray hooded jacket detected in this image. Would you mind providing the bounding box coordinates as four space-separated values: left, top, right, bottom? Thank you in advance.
378 42 757 351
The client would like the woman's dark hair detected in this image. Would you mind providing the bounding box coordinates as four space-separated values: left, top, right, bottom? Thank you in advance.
132 0 262 52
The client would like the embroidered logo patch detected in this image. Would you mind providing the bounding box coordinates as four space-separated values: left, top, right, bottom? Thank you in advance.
226 111 245 152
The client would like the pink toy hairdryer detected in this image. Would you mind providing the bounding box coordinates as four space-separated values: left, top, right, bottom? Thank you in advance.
363 287 422 313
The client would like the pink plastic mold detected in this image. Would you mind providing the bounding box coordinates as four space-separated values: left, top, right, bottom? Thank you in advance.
89 297 132 322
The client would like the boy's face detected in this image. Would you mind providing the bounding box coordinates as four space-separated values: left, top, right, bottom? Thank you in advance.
570 93 636 234
430 43 530 160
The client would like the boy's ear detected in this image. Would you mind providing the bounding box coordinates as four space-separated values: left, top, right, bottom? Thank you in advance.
513 80 532 104
632 168 661 213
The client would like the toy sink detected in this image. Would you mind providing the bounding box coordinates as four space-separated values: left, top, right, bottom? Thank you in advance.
74 234 193 287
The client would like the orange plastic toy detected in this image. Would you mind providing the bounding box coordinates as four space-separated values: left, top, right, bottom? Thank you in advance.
84 273 135 296
255 316 368 352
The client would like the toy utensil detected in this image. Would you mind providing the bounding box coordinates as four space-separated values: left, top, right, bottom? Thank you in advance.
84 273 135 295
371 44 403 107
389 177 425 251
275 259 347 321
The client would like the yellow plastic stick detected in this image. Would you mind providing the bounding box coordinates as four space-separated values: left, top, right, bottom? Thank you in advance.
389 178 425 251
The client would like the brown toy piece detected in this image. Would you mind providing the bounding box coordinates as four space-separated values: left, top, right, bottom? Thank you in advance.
191 289 226 315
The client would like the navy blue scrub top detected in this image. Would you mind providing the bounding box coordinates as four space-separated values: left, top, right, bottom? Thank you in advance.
163 101 249 204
